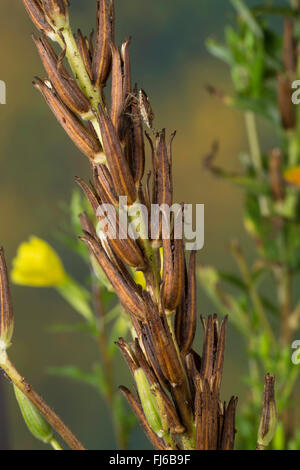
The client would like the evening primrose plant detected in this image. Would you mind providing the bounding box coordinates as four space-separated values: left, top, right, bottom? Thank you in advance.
200 0 300 450
0 0 281 451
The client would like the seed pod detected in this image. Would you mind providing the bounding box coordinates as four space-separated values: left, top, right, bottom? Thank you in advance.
33 35 92 118
178 251 197 356
134 368 163 437
121 38 131 101
41 0 69 29
23 0 56 40
110 43 124 137
33 78 103 162
278 74 295 130
97 104 137 204
220 396 238 450
257 374 277 449
129 85 145 185
269 148 284 202
76 29 93 82
14 386 53 444
94 165 119 205
0 248 14 348
93 0 114 88
162 230 185 312
119 386 165 450
80 232 147 321
156 129 173 208
77 177 145 268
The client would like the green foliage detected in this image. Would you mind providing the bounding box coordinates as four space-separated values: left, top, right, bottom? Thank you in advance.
202 0 300 450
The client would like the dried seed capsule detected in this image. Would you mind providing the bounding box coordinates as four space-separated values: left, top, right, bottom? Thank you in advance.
23 0 56 40
76 29 93 82
220 396 238 450
0 248 14 349
33 35 92 119
80 232 147 321
41 0 69 29
162 232 185 312
33 78 103 162
257 374 277 449
97 104 137 204
93 0 114 88
178 251 197 356
278 74 295 130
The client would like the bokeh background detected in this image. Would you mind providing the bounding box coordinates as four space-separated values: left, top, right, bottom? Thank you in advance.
0 0 296 449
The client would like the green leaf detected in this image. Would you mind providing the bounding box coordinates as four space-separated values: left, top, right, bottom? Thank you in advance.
48 322 97 336
108 314 130 357
231 0 263 38
206 38 233 64
56 276 94 323
48 364 109 396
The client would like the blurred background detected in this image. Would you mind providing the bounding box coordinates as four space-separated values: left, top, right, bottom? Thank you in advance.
0 0 294 449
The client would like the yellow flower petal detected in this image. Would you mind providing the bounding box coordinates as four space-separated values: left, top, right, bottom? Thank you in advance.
284 166 300 187
132 247 164 290
11 237 67 287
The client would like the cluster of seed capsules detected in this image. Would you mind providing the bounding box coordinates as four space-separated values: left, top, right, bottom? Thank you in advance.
22 0 239 450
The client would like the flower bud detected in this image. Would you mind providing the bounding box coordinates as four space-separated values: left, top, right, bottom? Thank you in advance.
41 0 69 29
0 248 14 350
257 373 277 449
14 385 53 444
12 237 67 287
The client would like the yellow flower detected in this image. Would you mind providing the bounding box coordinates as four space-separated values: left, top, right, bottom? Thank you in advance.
11 237 67 287
284 166 300 187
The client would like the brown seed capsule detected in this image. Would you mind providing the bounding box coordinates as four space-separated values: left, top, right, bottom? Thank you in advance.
41 0 69 28
178 251 197 356
269 148 284 202
156 129 173 208
220 396 238 450
77 177 145 268
110 43 125 137
278 74 295 130
94 165 119 206
33 35 92 118
162 226 185 312
93 0 114 88
23 0 56 40
97 104 137 204
33 78 103 162
257 374 277 449
76 29 93 82
129 85 145 185
0 248 14 348
80 232 147 321
121 38 131 102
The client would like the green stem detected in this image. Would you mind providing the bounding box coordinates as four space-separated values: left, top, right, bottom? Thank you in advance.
0 357 85 450
60 26 101 111
231 243 275 343
244 111 269 216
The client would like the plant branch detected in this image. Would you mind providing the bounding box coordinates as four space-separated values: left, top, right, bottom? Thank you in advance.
0 356 85 450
